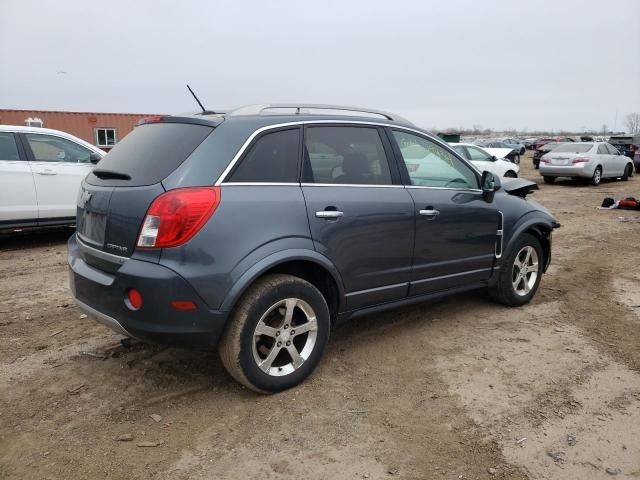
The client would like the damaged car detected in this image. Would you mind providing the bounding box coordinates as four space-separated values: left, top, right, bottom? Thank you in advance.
68 104 560 392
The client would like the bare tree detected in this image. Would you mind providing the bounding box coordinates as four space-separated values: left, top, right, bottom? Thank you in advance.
623 113 640 134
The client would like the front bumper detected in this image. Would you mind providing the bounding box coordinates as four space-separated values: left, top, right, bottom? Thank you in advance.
68 234 229 348
539 163 593 178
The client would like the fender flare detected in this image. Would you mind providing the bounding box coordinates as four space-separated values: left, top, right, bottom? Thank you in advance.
492 213 556 285
219 248 346 312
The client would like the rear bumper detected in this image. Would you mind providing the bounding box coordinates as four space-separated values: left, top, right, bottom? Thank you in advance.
68 234 229 348
539 164 593 177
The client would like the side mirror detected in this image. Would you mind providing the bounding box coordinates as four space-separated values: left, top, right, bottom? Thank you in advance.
89 152 102 164
481 170 500 201
490 155 498 162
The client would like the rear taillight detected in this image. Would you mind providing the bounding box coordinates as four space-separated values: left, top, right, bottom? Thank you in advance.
541 157 550 163
630 144 636 150
572 157 589 163
137 187 221 248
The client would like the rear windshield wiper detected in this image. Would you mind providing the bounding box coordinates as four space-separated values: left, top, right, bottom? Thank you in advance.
92 169 132 180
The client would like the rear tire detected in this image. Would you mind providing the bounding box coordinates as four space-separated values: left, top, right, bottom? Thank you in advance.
621 164 632 181
543 176 555 184
489 233 543 307
219 274 330 393
591 166 602 186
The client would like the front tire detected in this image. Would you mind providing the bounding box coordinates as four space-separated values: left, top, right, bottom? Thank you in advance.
621 164 632 181
219 274 330 393
489 233 543 307
504 170 518 178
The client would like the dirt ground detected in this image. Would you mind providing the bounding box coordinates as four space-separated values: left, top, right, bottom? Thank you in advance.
1 154 639 480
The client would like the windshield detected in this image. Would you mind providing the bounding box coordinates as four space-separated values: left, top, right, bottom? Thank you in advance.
551 143 592 153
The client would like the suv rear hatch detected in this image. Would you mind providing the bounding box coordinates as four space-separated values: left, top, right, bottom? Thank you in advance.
608 136 638 154
76 120 217 264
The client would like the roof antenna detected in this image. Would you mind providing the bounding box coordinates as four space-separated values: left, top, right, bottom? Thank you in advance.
186 84 207 113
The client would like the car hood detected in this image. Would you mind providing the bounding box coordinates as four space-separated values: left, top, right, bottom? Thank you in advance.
483 147 514 159
501 177 539 198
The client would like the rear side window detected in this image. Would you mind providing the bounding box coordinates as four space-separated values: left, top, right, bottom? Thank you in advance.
87 123 213 186
303 126 392 185
228 129 299 183
597 144 608 154
0 132 20 160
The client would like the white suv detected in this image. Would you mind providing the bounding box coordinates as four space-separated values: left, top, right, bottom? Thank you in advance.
0 125 105 230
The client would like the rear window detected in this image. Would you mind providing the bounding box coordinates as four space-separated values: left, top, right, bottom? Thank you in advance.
86 122 213 186
608 136 633 144
551 143 592 153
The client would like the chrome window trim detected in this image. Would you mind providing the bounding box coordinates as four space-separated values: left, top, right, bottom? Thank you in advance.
215 119 460 186
301 183 404 188
77 234 128 265
220 182 299 186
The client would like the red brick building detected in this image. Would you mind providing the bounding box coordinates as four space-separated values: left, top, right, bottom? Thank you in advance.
0 109 162 151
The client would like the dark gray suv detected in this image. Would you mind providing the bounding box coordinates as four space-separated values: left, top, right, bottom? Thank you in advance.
68 104 559 393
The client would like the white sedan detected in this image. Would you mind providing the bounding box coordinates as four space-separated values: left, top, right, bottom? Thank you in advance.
539 142 634 185
450 143 520 178
0 125 105 231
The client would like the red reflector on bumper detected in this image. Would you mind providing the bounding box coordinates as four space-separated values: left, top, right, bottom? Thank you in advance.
127 289 143 310
171 301 198 311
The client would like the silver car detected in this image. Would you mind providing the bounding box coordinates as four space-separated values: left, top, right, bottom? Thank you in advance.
539 142 634 185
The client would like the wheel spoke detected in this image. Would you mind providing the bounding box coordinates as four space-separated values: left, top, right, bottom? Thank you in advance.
513 276 522 291
514 255 523 269
526 262 538 274
523 279 531 294
258 344 281 372
292 317 317 335
523 248 532 266
283 298 297 326
254 323 278 338
286 344 304 369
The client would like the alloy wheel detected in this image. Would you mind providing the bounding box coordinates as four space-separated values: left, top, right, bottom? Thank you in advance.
252 298 318 376
512 246 539 296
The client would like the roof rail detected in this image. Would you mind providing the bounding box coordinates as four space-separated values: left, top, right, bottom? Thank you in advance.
227 104 413 124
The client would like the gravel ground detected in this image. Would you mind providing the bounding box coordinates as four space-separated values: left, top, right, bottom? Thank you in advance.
1 153 639 480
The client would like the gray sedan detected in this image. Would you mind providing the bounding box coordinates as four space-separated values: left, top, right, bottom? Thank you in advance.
539 142 635 185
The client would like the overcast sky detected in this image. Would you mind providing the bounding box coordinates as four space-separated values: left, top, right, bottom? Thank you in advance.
1 0 639 132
